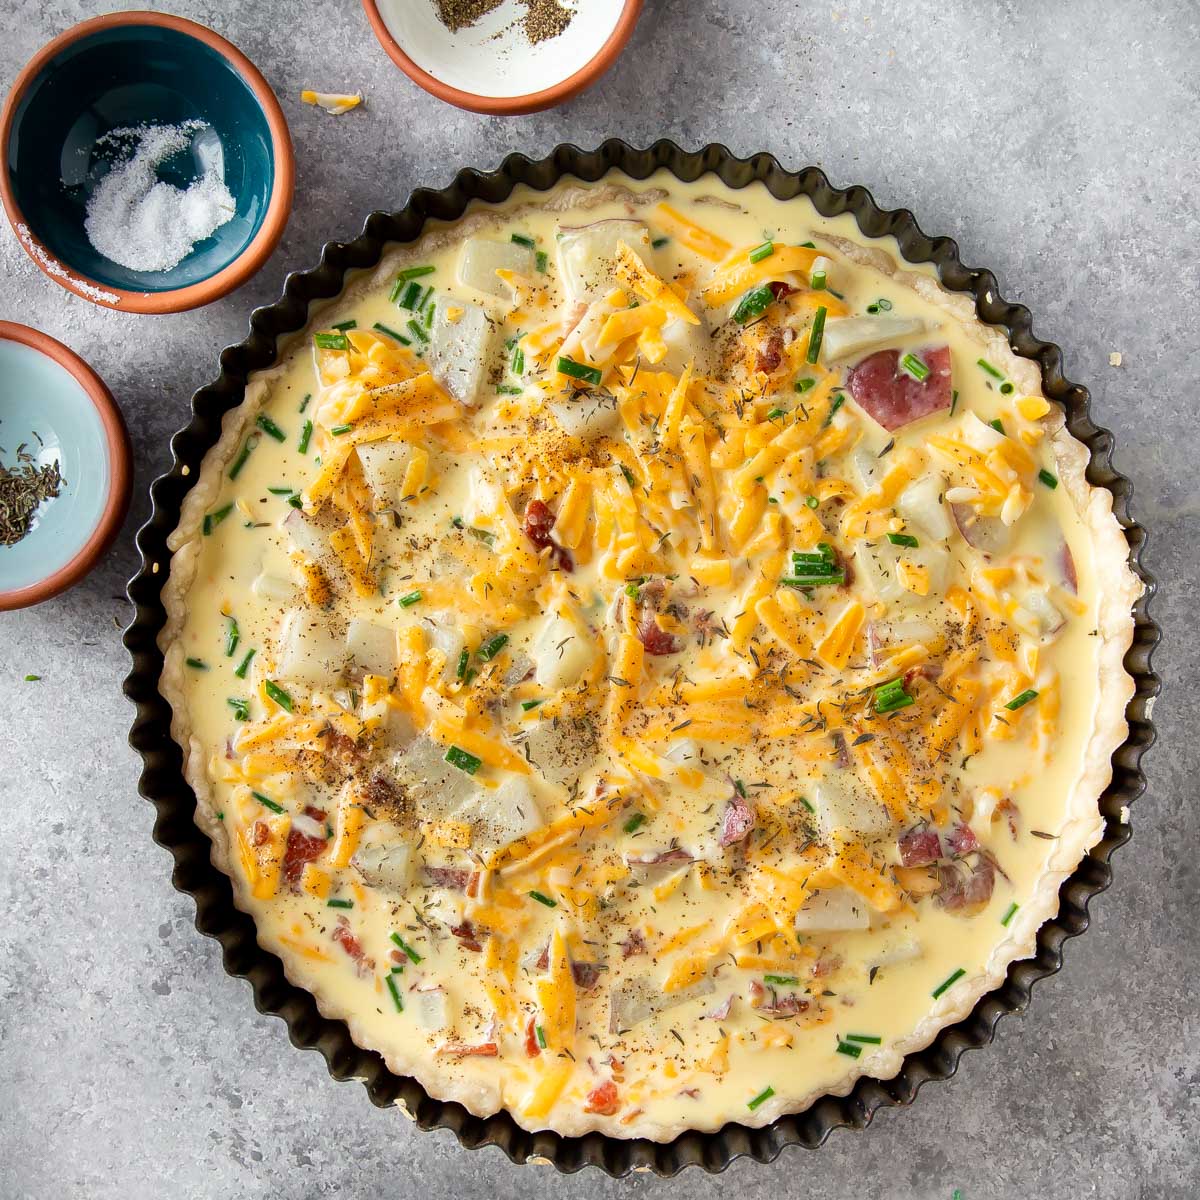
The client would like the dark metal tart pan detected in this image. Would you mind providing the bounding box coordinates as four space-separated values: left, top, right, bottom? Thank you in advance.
123 139 1161 1176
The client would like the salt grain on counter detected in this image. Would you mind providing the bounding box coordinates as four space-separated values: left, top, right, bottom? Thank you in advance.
83 121 235 273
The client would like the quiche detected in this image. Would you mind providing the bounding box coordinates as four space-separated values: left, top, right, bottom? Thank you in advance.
161 175 1139 1141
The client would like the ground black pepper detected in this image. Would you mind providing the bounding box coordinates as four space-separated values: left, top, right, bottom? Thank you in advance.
433 0 506 34
432 0 575 45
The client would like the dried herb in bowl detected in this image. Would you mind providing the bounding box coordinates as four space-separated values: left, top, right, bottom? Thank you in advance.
0 438 63 546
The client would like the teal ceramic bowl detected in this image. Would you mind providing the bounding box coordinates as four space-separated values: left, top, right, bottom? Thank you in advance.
0 322 131 609
0 11 294 314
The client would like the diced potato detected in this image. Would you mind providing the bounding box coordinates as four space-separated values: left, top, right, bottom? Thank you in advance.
821 315 926 362
812 774 894 843
457 237 535 299
898 474 952 542
251 572 296 603
427 297 495 407
346 618 397 675
531 609 594 691
276 609 347 687
352 822 414 892
393 735 475 817
546 391 620 439
453 775 543 852
413 987 448 1030
423 614 466 684
556 219 652 305
794 887 870 932
609 971 715 1033
356 442 415 509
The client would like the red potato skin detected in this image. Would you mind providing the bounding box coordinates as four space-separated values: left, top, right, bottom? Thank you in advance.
847 345 952 431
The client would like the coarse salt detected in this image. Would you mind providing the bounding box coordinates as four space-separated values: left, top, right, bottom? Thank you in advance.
83 121 236 274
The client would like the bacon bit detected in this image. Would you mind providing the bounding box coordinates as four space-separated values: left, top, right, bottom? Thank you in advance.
636 614 681 656
524 1016 541 1058
438 1041 499 1058
282 827 327 886
702 995 734 1021
390 949 407 965
620 929 646 959
830 729 851 769
678 1088 702 1099
450 921 483 952
754 328 785 375
532 943 603 988
251 819 271 847
760 991 809 1017
303 805 327 823
812 954 842 978
583 1079 621 1116
937 856 996 912
422 865 474 891
996 797 1020 840
324 727 364 764
331 917 374 973
898 826 942 867
748 979 765 1009
719 791 755 847
523 498 573 572
466 870 483 899
767 281 796 302
946 822 979 856
1060 542 1079 594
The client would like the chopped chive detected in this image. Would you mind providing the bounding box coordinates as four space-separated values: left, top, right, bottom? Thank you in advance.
1038 468 1059 489
845 1033 882 1044
747 1086 775 1111
763 974 799 986
899 352 930 382
734 778 747 798
314 332 350 351
397 590 423 608
835 1040 863 1059
445 745 482 774
299 393 311 413
766 407 787 420
1000 381 1015 395
874 678 914 714
251 790 284 814
822 393 844 428
465 525 495 547
477 633 509 661
455 648 469 680
264 680 294 712
256 414 286 442
623 813 646 834
390 932 423 964
385 972 404 1012
225 615 240 657
950 388 959 416
800 241 816 249
651 236 669 249
932 967 966 999
185 657 208 671
810 269 827 290
805 495 819 509
228 434 259 481
557 356 602 386
780 571 845 589
227 697 250 722
535 1024 548 1048
886 532 920 548
397 281 423 309
748 240 774 263
423 298 435 328
373 321 410 344
521 699 544 712
511 345 525 375
330 424 353 436
397 264 436 283
24 674 41 682
731 282 776 325
799 795 815 813
976 357 1005 381
535 250 549 273
234 648 256 679
1001 902 1019 927
620 465 636 488
496 384 523 395
1004 688 1039 711
989 418 1005 435
876 298 892 310
406 318 429 344
327 897 354 909
511 233 536 248
203 503 234 535
806 306 828 364
794 377 816 393
331 319 357 331
267 486 294 495
528 890 557 908
298 420 313 454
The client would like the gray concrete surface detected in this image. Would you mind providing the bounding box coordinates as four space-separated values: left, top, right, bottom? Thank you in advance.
0 1 1193 1196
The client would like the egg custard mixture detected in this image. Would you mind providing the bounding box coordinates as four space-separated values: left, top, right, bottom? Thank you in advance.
162 174 1139 1140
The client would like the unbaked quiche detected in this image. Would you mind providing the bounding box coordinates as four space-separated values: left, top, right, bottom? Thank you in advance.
162 175 1138 1140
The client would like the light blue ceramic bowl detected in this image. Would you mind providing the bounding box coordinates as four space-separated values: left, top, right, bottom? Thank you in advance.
0 11 294 313
0 323 131 609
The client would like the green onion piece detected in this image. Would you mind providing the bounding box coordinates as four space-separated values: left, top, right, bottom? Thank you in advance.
373 321 410 344
385 972 404 1012
950 388 959 416
397 281 423 310
398 590 423 608
899 352 930 383
406 318 429 343
1004 688 1039 711
228 434 259 480
299 393 311 413
390 932 423 964
886 532 920 548
203 503 234 535
1038 468 1059 489
780 571 845 589
256 414 286 442
866 303 879 314
298 420 314 454
330 424 353 436
999 381 1015 395
766 407 786 420
835 1040 863 1058
731 282 776 325
806 306 828 364
620 465 636 488
805 495 819 509
976 357 1005 381
314 332 350 351
528 890 557 908
794 377 816 393
747 1086 775 1111
327 897 354 909
800 241 816 249
227 697 250 722
1001 902 1019 927
511 233 536 248
874 678 915 714
535 250 549 273
252 790 284 814
267 486 294 495
932 967 966 999
465 525 496 547
875 298 892 311
389 266 435 301
535 1024 548 1048
445 745 482 774
748 240 774 263
234 648 256 679
477 633 509 661
521 699 544 712
651 236 669 249
423 297 435 328
845 1033 883 1044
455 648 469 680
822 393 845 428
623 813 646 834
989 418 1005 435
24 674 41 682
810 269 827 291
185 657 209 671
799 795 815 813
264 680 294 712
331 319 357 331
496 384 523 395
763 974 799 986
225 616 240 657
511 345 525 375
557 356 602 386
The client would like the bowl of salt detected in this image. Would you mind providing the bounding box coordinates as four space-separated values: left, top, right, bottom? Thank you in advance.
0 11 294 314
